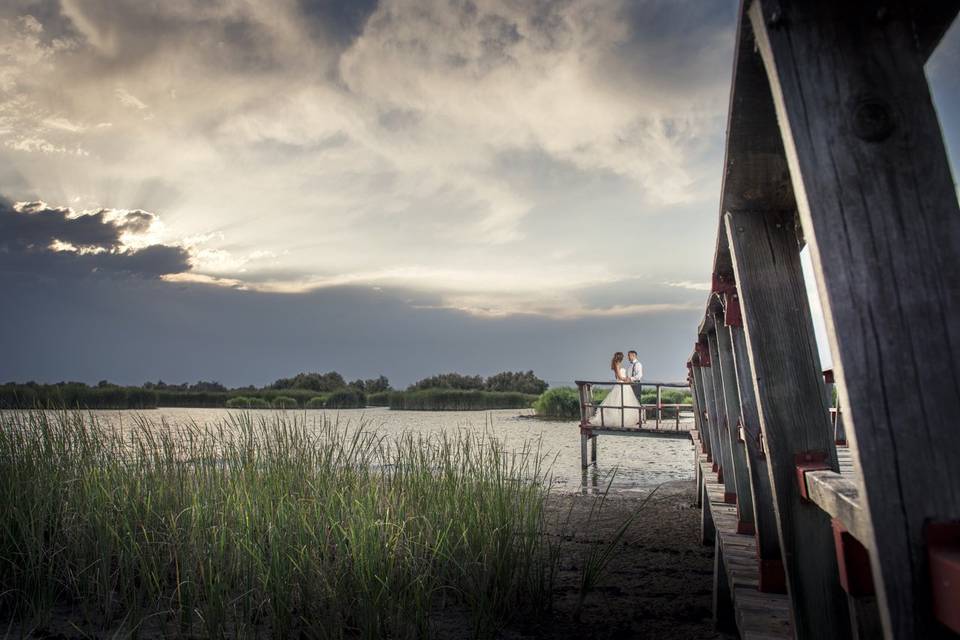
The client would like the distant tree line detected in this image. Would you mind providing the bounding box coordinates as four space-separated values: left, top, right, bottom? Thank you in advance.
0 370 548 411
407 371 547 395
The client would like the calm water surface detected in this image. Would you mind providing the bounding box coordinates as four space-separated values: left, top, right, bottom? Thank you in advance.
88 407 696 494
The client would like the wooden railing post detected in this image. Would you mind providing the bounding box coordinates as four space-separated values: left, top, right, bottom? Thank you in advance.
691 363 713 461
700 345 735 499
726 208 849 639
704 326 737 504
750 2 960 635
655 384 662 429
712 307 755 534
706 328 739 505
729 316 785 593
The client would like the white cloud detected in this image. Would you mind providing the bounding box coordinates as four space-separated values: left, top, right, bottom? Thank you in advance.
114 88 149 111
664 280 711 291
0 1 738 318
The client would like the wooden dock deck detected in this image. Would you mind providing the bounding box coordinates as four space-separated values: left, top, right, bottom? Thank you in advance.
669 2 960 638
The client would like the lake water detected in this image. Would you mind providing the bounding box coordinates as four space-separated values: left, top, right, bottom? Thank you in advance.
84 407 697 494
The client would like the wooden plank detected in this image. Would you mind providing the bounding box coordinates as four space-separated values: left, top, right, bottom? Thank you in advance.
691 364 715 461
702 460 793 640
804 470 870 544
725 208 849 639
729 322 784 589
712 310 756 532
749 2 960 636
581 428 692 440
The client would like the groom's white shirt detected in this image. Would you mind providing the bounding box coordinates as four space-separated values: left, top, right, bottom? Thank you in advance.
627 359 643 381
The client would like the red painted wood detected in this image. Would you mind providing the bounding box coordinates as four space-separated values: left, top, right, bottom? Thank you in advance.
927 522 960 634
832 519 876 597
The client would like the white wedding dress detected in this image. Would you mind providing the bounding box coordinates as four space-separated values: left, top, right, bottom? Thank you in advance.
590 368 643 427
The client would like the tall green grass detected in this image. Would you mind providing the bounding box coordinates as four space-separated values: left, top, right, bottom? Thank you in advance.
0 410 563 638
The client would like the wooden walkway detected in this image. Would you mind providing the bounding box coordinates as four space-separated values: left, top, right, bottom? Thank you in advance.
694 430 860 639
679 2 960 639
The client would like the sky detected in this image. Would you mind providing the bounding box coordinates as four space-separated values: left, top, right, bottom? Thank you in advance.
1 1 958 388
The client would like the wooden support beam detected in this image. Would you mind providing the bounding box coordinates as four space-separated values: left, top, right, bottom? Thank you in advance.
729 323 784 592
725 208 849 639
702 343 736 500
749 1 960 636
693 364 717 462
713 309 756 533
688 364 706 451
706 328 739 504
713 536 737 632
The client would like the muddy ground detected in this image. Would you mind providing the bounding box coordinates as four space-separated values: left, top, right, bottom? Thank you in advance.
484 480 730 640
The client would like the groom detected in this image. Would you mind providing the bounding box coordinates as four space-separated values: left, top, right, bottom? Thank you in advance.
627 350 643 401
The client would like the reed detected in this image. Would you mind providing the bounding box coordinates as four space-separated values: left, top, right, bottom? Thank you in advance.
0 410 563 638
532 387 581 420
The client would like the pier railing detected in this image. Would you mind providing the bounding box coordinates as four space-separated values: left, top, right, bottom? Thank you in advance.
686 3 959 639
574 380 692 431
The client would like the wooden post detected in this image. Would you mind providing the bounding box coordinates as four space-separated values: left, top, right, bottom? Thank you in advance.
702 481 716 546
692 364 715 461
591 434 597 465
725 208 849 639
692 365 712 459
706 330 738 503
655 384 662 429
729 321 785 592
750 2 960 636
713 536 736 632
713 309 755 533
700 355 733 498
580 432 589 470
578 383 589 426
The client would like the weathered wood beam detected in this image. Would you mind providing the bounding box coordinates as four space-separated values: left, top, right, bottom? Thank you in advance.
725 208 849 640
704 334 737 501
749 1 960 636
693 358 719 464
728 318 785 593
803 470 870 545
712 308 756 534
706 323 743 506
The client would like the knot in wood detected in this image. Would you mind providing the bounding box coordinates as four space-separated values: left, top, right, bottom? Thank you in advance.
852 98 895 142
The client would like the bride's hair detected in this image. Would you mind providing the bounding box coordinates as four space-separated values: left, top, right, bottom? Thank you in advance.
610 351 624 372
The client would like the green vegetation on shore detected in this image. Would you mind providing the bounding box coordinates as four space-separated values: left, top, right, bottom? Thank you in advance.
0 410 563 637
532 387 693 420
0 370 548 412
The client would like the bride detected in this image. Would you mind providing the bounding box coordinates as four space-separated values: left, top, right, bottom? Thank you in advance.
590 351 643 427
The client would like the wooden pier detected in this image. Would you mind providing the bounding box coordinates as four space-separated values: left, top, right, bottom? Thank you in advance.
681 2 960 639
575 380 694 469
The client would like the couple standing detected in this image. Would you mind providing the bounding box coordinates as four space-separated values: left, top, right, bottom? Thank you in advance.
591 350 644 427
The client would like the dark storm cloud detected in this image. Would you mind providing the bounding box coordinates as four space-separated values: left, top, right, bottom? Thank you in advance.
0 272 700 387
1 200 120 250
297 0 380 47
0 198 191 278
